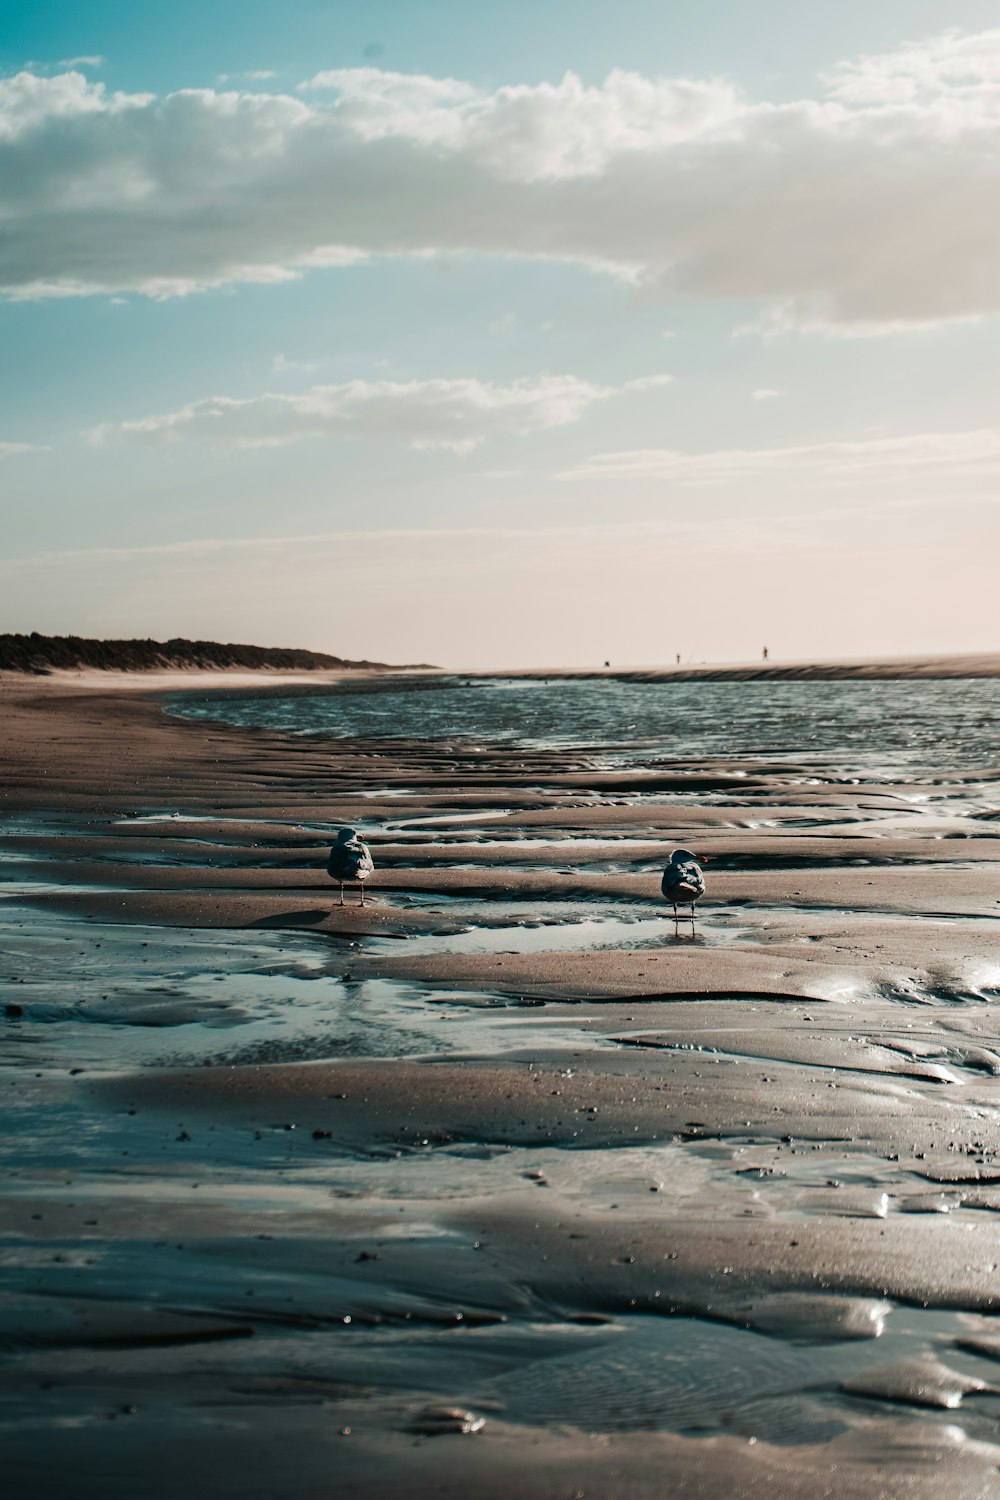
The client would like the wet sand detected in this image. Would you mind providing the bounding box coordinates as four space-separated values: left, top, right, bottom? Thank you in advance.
3 672 1000 1497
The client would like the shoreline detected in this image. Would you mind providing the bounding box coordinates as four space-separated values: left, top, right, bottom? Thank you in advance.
4 677 1000 1496
4 645 1000 697
489 650 1000 682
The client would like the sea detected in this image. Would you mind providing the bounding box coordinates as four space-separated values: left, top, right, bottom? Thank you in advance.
167 675 1000 776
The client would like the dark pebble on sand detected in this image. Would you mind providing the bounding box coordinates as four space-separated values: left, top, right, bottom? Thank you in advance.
411 1406 485 1436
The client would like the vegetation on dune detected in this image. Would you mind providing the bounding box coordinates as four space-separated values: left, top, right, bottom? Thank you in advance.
0 632 411 674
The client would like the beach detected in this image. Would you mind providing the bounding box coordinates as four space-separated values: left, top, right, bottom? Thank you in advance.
4 668 1000 1498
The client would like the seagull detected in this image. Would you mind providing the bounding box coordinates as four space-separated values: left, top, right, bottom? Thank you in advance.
327 828 374 906
661 848 706 929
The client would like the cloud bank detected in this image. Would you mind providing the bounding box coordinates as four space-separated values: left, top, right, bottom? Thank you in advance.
3 31 1000 328
91 374 626 452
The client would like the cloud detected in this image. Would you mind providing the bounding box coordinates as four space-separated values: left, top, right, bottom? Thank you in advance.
58 56 105 70
0 69 148 141
622 374 673 391
737 304 985 341
0 440 44 455
5 35 1000 329
216 70 278 84
561 428 1000 484
297 65 740 172
823 28 1000 107
752 388 781 400
90 374 620 453
271 352 319 375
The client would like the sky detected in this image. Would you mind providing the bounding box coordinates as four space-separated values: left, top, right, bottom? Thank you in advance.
2 0 999 668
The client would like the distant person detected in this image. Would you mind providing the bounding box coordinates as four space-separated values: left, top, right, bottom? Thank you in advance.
762 646 769 662
604 660 610 667
675 653 681 666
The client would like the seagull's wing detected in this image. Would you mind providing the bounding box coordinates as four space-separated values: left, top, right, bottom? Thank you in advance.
661 860 705 901
329 852 359 878
328 841 373 879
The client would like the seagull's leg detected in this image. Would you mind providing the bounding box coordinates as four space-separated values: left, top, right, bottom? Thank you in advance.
339 880 345 906
360 882 365 907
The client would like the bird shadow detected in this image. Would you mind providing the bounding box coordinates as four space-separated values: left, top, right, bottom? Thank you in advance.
249 909 331 928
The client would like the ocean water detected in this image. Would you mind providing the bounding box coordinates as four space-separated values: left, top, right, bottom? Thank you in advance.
167 675 1000 773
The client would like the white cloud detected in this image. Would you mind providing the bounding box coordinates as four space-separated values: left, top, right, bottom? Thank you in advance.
561 428 1000 484
217 70 278 84
5 36 1000 329
737 303 984 341
298 65 741 176
58 56 105 70
622 374 673 391
272 352 319 375
0 440 44 455
90 374 620 453
823 29 1000 108
0 69 148 141
753 387 781 400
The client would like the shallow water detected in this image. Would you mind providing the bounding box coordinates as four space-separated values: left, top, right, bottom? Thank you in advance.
363 907 750 957
0 901 570 1079
169 676 1000 774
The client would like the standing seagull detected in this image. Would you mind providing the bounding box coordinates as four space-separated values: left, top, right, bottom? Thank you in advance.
327 829 375 906
661 848 706 930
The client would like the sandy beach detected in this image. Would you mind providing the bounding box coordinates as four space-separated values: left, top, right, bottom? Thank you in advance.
4 670 1000 1497
504 652 1000 682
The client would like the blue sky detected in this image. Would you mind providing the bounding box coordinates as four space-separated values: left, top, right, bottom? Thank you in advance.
2 2 999 666
9 0 1000 96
